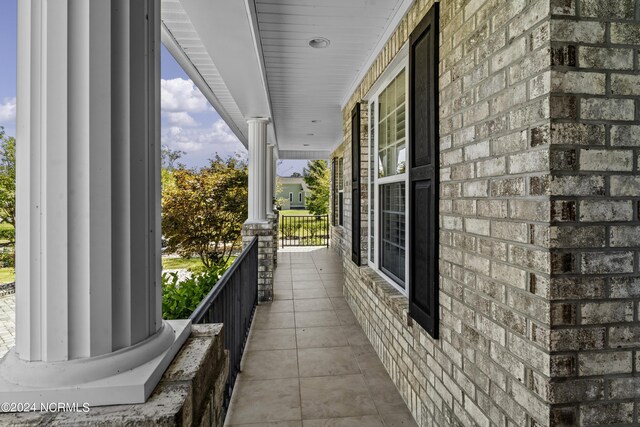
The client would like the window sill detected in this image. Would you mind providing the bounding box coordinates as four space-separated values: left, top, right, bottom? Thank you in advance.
356 266 410 324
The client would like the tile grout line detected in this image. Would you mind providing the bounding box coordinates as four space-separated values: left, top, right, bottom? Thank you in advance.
287 260 304 424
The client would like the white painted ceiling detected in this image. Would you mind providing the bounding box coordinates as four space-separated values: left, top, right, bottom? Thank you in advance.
162 0 411 158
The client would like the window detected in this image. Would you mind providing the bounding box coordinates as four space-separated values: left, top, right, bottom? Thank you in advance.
289 192 293 202
368 66 408 292
299 192 302 203
333 157 344 227
364 4 439 336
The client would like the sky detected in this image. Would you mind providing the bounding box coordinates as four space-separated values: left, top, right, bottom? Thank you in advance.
0 0 303 176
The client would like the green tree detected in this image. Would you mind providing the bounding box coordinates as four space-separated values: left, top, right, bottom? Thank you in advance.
161 145 185 170
162 155 248 268
0 128 15 228
274 176 286 210
303 160 330 215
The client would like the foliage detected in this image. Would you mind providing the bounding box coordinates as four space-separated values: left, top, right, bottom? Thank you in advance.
290 172 302 178
161 145 185 170
274 177 286 210
303 160 330 215
0 128 15 231
0 249 14 268
162 155 248 268
162 264 226 320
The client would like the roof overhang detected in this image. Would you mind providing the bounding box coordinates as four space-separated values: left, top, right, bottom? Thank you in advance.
161 0 413 159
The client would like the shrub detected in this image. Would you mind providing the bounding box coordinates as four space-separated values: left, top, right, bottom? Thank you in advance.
0 248 14 268
162 263 227 320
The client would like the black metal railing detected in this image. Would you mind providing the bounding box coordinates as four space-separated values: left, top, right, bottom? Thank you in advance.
280 214 330 247
189 236 258 409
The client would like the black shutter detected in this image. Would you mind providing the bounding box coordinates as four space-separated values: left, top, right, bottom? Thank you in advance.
409 4 439 338
351 104 361 265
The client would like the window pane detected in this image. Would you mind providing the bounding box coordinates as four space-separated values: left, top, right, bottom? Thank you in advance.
378 69 406 178
396 143 406 174
379 120 387 151
380 182 405 286
396 70 405 106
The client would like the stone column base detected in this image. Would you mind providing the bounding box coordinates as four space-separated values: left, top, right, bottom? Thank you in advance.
242 219 275 303
0 324 229 426
268 211 279 267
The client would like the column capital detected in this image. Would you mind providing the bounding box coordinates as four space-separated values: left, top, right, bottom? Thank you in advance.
247 117 270 125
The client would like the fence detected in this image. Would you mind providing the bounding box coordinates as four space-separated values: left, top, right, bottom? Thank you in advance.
189 236 258 410
280 214 330 247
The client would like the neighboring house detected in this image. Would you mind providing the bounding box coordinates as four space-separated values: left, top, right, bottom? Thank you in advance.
276 176 307 210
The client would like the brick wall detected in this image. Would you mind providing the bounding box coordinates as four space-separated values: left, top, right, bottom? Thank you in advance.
336 0 556 424
547 1 640 424
334 0 640 425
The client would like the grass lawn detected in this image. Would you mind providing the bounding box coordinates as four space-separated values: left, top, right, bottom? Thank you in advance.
162 257 204 271
0 222 13 245
278 209 310 216
0 267 14 284
162 255 238 271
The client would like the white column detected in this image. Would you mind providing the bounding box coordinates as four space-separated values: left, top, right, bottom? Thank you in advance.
0 0 190 406
273 155 278 206
265 145 274 215
247 118 269 221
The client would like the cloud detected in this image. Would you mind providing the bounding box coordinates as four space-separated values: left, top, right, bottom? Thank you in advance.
0 97 16 123
161 119 243 158
161 78 209 113
163 111 197 127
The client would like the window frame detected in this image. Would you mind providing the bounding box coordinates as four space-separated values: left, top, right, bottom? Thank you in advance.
367 59 410 296
289 192 293 203
299 192 303 203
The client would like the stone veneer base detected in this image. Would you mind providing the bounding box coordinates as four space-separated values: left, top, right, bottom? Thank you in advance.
242 219 276 303
0 323 229 427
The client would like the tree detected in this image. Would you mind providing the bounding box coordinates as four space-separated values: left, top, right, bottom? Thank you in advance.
290 172 302 178
161 145 185 170
162 155 248 268
303 160 330 215
0 128 15 238
274 176 286 210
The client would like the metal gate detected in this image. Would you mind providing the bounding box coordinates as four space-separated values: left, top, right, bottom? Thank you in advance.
280 214 330 247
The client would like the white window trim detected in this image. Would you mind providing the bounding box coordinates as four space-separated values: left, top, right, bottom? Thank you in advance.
367 59 409 297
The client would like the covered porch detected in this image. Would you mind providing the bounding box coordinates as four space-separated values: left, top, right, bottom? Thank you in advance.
226 247 416 426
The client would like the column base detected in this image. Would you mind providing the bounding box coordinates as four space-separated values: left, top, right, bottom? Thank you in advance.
0 319 191 408
242 219 275 303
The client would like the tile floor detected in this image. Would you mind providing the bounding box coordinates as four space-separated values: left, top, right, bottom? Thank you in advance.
225 247 418 427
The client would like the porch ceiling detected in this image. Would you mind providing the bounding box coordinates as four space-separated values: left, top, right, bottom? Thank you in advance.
162 0 412 158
